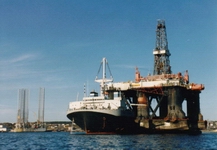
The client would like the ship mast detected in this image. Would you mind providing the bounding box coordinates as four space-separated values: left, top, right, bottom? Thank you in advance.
95 57 113 96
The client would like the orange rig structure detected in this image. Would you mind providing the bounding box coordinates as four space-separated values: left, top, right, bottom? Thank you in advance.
106 20 205 134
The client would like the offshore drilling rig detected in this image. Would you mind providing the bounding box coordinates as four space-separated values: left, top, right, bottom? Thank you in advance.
106 20 205 134
14 88 46 132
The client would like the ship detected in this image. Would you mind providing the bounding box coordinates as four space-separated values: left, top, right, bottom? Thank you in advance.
67 58 139 134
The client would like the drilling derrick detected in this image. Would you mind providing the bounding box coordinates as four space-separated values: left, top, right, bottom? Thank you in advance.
153 20 171 75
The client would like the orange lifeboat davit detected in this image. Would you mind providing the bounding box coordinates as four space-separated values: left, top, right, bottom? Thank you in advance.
190 83 205 91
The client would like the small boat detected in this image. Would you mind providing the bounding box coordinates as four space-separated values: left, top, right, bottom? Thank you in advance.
0 125 7 132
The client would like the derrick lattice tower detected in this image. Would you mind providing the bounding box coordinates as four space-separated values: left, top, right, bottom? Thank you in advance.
38 87 45 124
153 20 171 75
17 89 29 128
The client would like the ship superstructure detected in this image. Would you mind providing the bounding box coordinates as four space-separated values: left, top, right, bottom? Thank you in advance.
67 58 137 133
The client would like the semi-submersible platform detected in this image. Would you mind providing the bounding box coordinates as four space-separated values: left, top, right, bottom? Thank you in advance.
105 20 205 134
67 20 205 134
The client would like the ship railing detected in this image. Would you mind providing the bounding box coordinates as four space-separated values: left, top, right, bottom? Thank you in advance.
68 102 121 111
83 96 105 101
68 106 127 111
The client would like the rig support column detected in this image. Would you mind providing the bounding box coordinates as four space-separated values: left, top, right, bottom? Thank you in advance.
159 96 168 118
165 87 185 122
137 92 149 119
187 91 200 131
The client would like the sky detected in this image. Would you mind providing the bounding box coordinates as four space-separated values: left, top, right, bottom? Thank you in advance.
0 0 217 123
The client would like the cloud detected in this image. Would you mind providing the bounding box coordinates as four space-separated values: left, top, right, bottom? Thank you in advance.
0 53 39 80
9 54 37 63
0 53 38 66
0 53 75 91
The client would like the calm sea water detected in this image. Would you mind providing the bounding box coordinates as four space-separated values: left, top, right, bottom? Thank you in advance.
0 132 217 150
